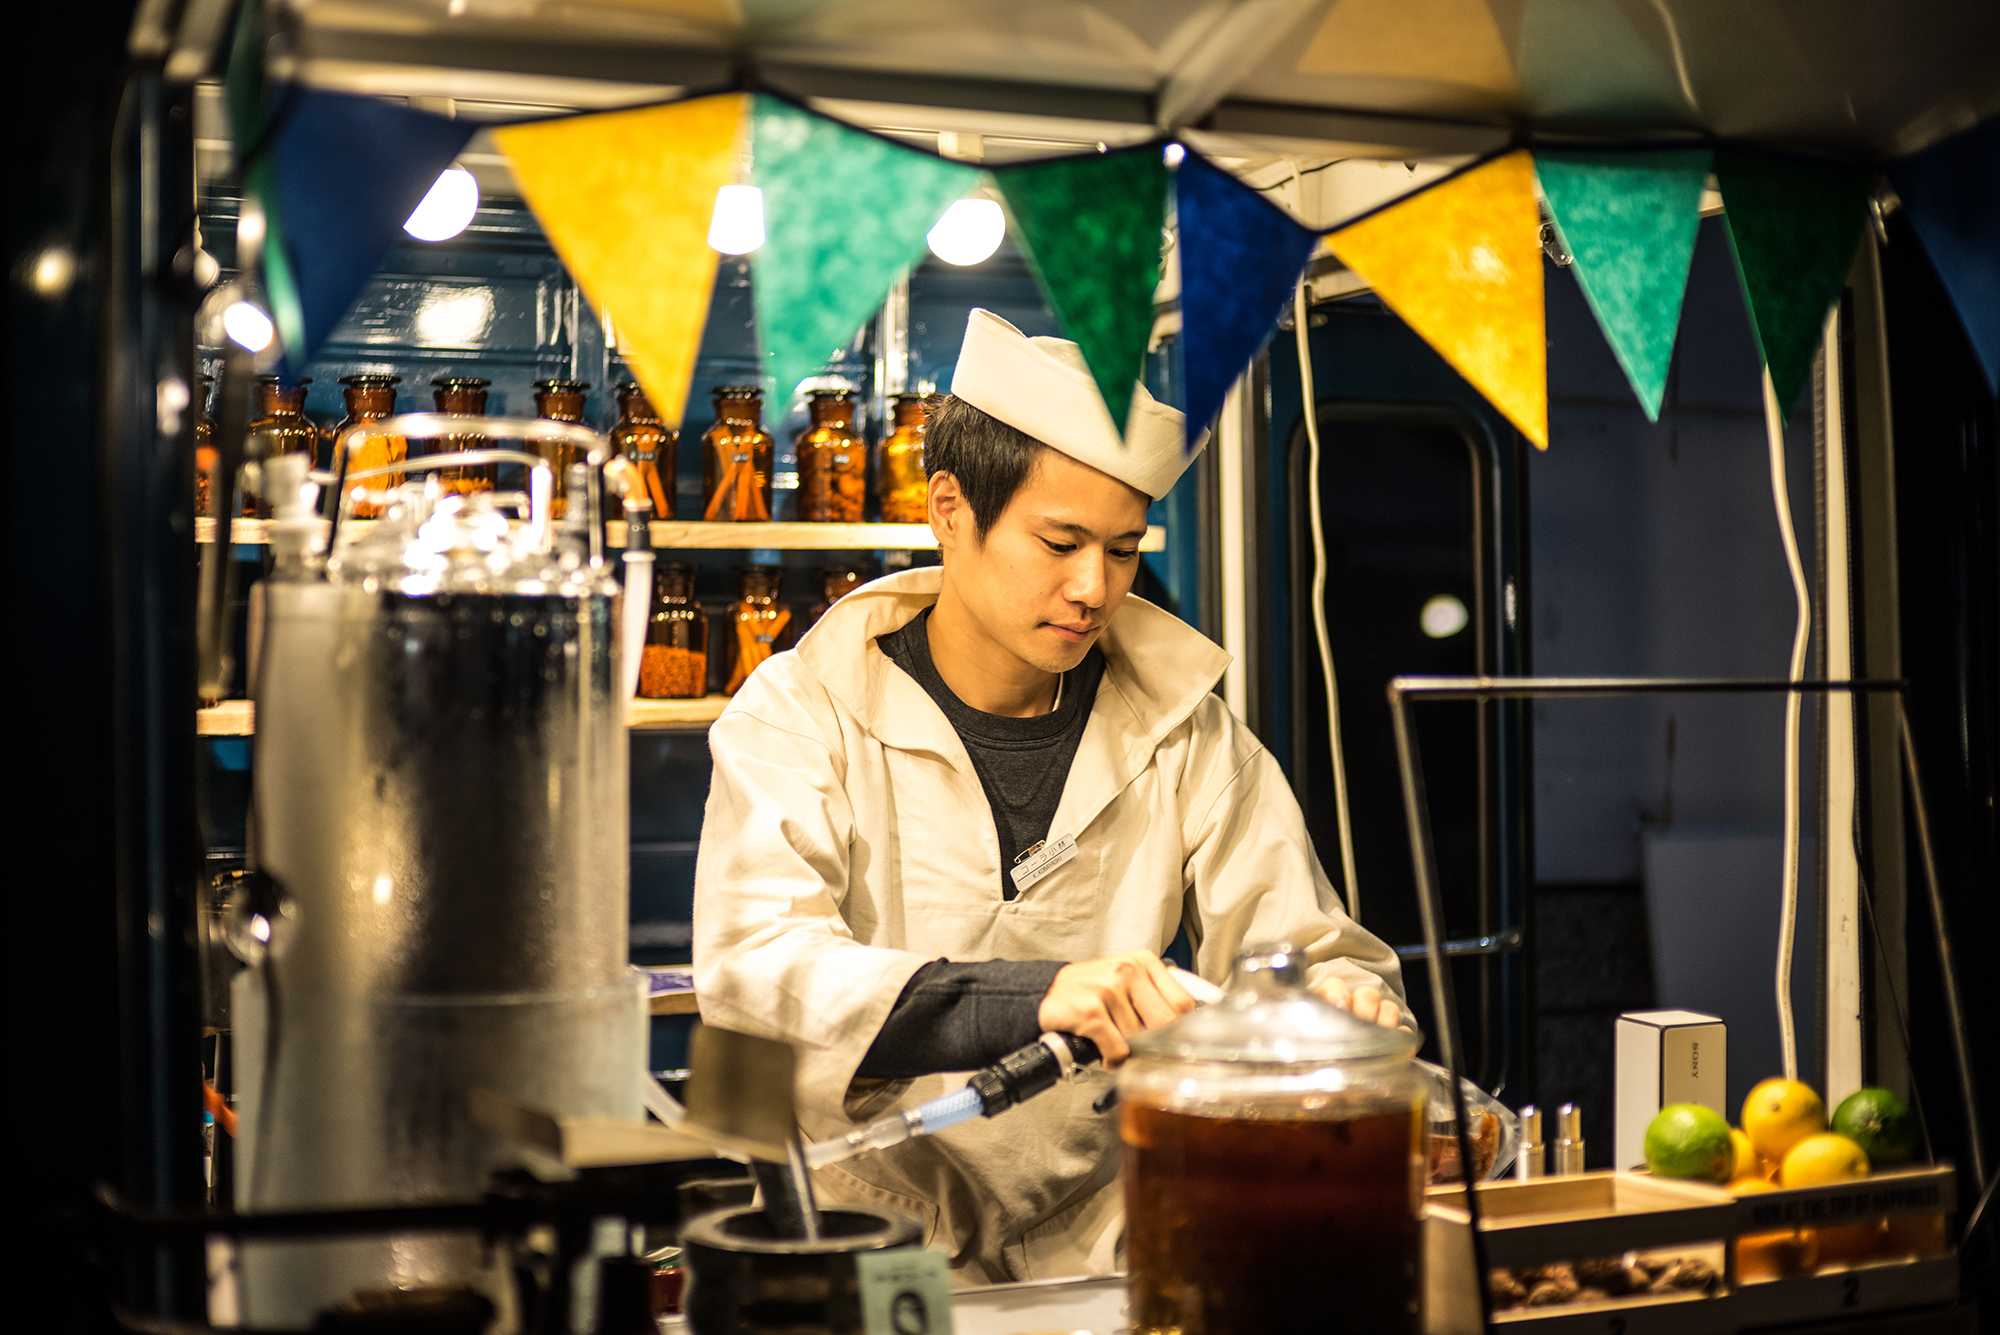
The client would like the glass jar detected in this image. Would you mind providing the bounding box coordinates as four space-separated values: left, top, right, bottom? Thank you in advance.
700 386 774 522
611 382 677 520
638 563 708 699
795 389 866 523
247 377 318 518
724 565 794 695
331 375 408 520
533 379 591 519
804 564 867 633
430 376 494 494
1120 943 1424 1335
877 392 930 523
194 374 217 517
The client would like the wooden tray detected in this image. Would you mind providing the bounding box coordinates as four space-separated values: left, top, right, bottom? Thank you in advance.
1733 1163 1957 1233
1428 1172 1739 1269
1734 1253 1958 1329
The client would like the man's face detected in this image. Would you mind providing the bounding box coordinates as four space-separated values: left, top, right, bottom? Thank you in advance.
931 448 1152 675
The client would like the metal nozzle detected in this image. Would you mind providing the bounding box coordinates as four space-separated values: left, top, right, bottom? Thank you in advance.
1554 1102 1585 1175
1517 1104 1546 1179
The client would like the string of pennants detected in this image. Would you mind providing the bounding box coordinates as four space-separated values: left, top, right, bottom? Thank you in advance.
228 62 2000 455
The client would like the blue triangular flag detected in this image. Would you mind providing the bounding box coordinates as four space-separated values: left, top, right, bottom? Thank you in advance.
1176 152 1318 443
1887 115 2000 395
260 89 477 368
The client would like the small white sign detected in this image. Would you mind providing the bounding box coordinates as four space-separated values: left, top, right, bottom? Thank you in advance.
1009 833 1077 894
856 1247 954 1335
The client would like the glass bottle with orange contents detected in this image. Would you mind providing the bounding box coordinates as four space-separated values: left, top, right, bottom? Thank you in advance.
194 374 217 516
877 392 930 523
247 376 318 518
724 565 795 694
638 562 708 699
430 376 494 494
796 388 866 522
611 382 676 520
532 379 591 518
331 374 408 519
804 564 867 633
700 386 774 522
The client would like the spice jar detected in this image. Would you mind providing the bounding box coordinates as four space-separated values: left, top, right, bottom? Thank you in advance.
805 565 867 633
430 376 494 494
1120 943 1424 1335
700 386 774 522
533 379 591 518
331 375 408 519
611 382 676 520
194 374 217 517
248 377 318 518
724 565 794 695
638 562 708 699
795 388 866 522
877 392 930 523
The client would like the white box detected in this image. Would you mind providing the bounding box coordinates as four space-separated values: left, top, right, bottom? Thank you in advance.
1615 1010 1727 1172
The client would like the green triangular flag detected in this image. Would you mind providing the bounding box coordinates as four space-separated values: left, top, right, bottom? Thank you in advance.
750 96 978 400
1715 151 1873 416
996 147 1169 431
1536 148 1709 420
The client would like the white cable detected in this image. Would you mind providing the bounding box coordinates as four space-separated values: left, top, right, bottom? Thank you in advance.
1296 277 1362 922
1763 368 1812 1082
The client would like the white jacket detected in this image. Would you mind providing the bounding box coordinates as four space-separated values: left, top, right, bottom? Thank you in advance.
692 566 1405 1284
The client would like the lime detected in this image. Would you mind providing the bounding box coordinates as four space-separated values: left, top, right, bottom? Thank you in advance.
1832 1088 1919 1169
1644 1103 1736 1182
1742 1078 1826 1165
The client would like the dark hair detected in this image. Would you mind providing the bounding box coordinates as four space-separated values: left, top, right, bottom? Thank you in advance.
923 395 1046 536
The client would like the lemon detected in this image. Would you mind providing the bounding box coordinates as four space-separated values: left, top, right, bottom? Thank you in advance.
1743 1079 1826 1165
1730 1128 1757 1180
1781 1132 1870 1186
1644 1103 1735 1182
1832 1088 1919 1169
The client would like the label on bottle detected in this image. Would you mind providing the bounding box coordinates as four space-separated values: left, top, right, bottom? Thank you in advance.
855 1248 953 1335
1009 833 1077 894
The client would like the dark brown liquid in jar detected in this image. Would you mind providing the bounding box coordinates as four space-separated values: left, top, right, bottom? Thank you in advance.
1122 1097 1424 1335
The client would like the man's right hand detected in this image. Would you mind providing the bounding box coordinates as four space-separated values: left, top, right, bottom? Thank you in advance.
1036 951 1196 1067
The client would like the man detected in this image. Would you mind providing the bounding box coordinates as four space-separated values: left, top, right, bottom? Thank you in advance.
693 309 1406 1284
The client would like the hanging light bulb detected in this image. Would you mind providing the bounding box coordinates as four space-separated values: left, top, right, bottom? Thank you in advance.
708 184 766 255
404 166 481 242
926 197 1006 266
222 300 275 352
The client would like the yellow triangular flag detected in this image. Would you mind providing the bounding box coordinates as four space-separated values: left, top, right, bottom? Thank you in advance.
496 94 747 428
1328 150 1547 448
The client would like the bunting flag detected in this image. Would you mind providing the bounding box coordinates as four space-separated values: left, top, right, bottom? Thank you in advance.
1535 148 1709 420
1886 116 2000 394
223 0 306 357
260 90 478 369
1328 150 1548 447
750 96 978 401
497 94 747 427
1715 151 1873 416
1175 151 1318 442
996 146 1170 432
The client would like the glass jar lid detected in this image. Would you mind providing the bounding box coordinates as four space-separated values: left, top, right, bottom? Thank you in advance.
1129 941 1417 1066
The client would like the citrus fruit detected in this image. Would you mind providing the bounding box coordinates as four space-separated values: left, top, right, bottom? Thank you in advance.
1644 1103 1736 1181
1781 1132 1870 1186
1743 1079 1826 1164
1883 1213 1950 1260
1832 1088 1919 1169
1730 1128 1757 1179
1730 1181 1820 1281
1815 1221 1886 1266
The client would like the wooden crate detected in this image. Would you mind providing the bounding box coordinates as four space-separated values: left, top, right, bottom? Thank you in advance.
1734 1254 1958 1329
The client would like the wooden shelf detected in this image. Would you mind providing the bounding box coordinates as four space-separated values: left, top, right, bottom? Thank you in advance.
198 516 1165 553
198 695 730 737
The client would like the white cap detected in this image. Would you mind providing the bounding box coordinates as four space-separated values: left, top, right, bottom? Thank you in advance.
949 309 1204 501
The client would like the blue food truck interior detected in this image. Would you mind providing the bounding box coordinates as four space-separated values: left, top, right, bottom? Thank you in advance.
14 0 2000 1330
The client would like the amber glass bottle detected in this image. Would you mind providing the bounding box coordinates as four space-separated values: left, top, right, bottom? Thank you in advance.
724 565 795 695
805 564 867 633
430 376 494 494
700 386 774 522
533 379 591 518
611 382 676 520
194 374 217 517
638 562 708 699
795 389 866 522
330 375 407 520
247 377 318 518
877 392 930 523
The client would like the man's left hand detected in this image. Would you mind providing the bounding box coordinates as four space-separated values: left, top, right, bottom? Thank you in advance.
1312 974 1402 1029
